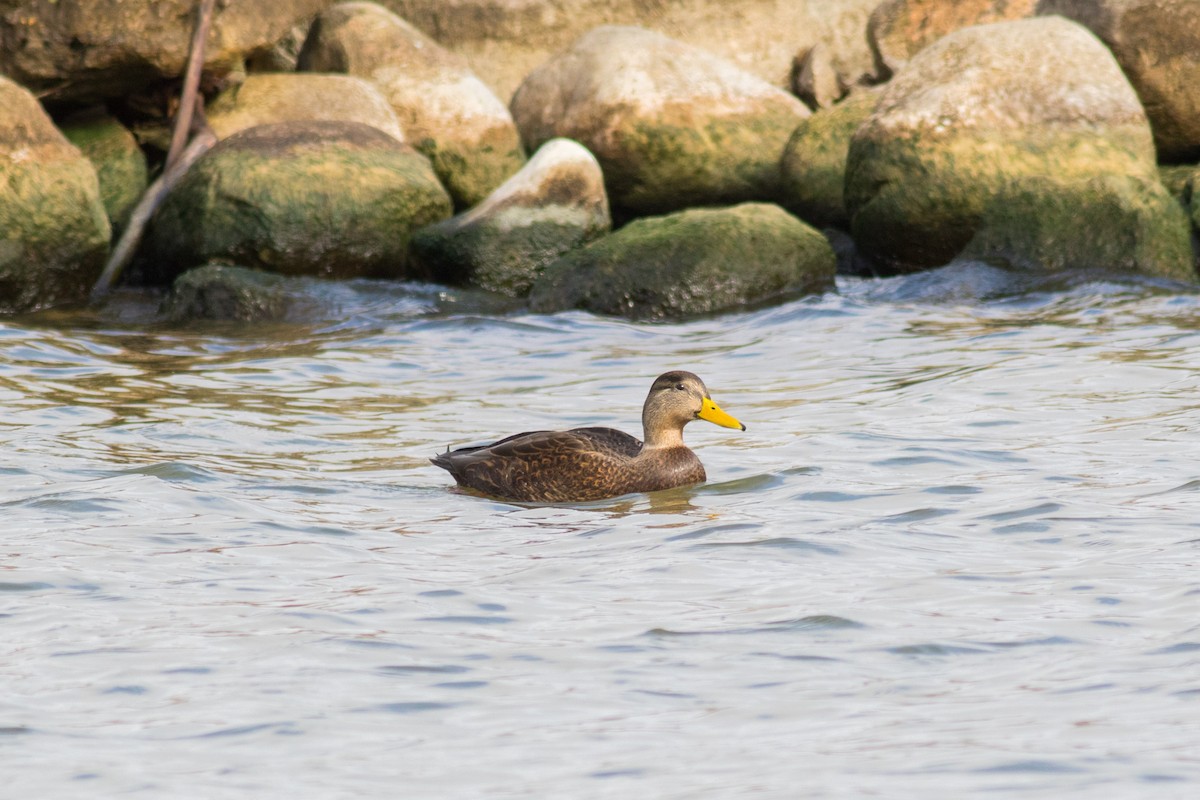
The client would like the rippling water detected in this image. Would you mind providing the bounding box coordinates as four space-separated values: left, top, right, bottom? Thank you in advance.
4 266 1199 797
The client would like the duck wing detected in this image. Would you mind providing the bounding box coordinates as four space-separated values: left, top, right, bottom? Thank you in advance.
431 427 643 502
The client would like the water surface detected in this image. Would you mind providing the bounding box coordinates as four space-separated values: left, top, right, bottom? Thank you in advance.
3 267 1199 797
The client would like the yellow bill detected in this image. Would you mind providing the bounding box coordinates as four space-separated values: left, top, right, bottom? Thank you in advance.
697 396 746 431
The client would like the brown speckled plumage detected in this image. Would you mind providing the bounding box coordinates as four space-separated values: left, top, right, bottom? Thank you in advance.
431 371 745 503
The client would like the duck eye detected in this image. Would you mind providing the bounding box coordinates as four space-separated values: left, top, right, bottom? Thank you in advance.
674 383 686 391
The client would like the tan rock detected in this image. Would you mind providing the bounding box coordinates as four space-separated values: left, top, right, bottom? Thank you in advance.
0 0 333 105
510 25 809 216
1038 0 1200 163
206 73 405 142
298 2 524 208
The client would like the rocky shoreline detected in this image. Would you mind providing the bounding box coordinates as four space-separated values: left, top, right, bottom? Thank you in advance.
2 0 1199 320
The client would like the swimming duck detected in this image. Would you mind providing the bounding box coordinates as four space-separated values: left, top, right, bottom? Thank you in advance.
431 370 745 503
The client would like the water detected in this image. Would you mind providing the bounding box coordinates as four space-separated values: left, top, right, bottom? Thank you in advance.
3 266 1199 798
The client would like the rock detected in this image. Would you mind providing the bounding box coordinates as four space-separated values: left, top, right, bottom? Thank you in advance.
779 89 880 228
0 0 333 106
410 138 609 296
868 0 1037 79
792 43 845 110
140 120 452 284
1038 0 1200 163
845 16 1194 282
161 264 294 323
60 111 149 234
0 78 110 314
387 0 881 105
528 203 835 319
298 1 525 209
961 174 1195 282
206 73 405 142
510 26 809 217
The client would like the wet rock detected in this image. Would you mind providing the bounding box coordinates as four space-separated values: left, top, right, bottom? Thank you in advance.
0 78 110 315
510 26 809 218
0 0 333 106
845 17 1194 282
868 0 1037 79
161 264 293 323
1038 0 1200 163
528 203 835 319
60 111 149 234
141 120 451 284
207 73 405 142
410 138 610 297
961 174 1194 282
779 89 880 229
298 1 525 209
390 0 880 106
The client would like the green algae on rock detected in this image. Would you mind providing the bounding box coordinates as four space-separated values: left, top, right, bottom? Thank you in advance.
141 120 452 284
845 16 1193 282
779 88 880 229
529 203 835 319
410 138 610 296
0 78 110 315
161 264 294 323
60 112 149 235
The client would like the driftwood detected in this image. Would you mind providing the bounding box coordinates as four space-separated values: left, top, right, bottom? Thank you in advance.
91 0 217 301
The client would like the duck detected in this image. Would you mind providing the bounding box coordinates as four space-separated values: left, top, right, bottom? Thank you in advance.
431 370 746 503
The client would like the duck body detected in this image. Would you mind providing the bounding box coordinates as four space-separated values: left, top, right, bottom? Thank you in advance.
431 371 744 503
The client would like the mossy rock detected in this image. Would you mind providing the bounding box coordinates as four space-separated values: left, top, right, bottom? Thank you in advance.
161 264 293 322
963 174 1195 283
60 112 149 234
140 120 452 284
528 202 835 319
779 88 879 228
410 138 610 296
0 78 110 314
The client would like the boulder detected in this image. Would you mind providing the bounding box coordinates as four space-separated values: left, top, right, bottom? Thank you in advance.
0 78 110 314
868 0 1037 79
206 73 405 142
298 1 525 209
1038 0 1200 163
528 203 835 319
845 16 1194 282
779 88 880 229
0 0 333 106
961 174 1194 282
140 120 452 284
510 26 809 217
410 138 609 296
60 111 149 234
385 0 881 105
161 264 294 323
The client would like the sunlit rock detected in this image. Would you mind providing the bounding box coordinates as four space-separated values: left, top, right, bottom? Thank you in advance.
207 73 405 142
868 0 1037 79
298 1 525 209
845 16 1194 282
1039 0 1200 163
410 138 610 297
510 26 809 217
141 120 451 284
528 203 835 319
0 78 110 315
